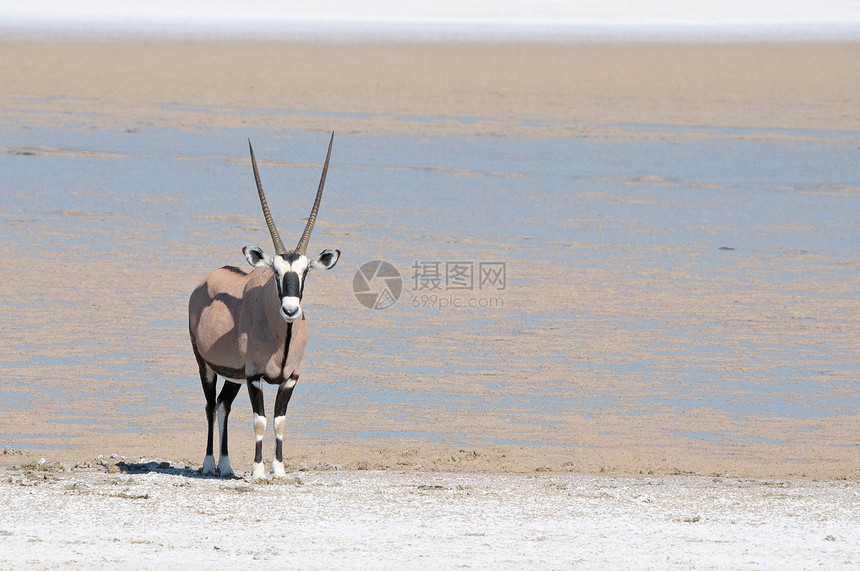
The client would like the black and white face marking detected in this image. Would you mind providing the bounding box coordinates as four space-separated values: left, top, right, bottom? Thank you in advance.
273 252 309 322
243 246 341 323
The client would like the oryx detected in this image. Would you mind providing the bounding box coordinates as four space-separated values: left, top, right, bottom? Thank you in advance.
188 134 340 479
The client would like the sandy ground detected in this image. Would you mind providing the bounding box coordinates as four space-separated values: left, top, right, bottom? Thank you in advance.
1 458 858 569
2 42 860 137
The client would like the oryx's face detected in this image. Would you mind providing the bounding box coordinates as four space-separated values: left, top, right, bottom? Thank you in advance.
243 247 340 323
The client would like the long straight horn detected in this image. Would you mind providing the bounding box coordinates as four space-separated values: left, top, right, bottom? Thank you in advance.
295 132 334 256
249 140 286 255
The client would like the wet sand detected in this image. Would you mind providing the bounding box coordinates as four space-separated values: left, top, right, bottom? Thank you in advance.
0 40 858 485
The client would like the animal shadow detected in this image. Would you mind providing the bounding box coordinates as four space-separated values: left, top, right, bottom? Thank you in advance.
116 460 227 480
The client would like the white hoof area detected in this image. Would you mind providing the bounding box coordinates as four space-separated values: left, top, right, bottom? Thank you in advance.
202 455 217 476
251 462 267 480
271 460 287 478
218 456 235 479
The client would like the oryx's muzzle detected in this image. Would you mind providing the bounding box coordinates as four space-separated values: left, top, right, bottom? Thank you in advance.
280 297 302 322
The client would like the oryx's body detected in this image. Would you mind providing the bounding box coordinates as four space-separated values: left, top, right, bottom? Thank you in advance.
189 263 308 383
189 135 340 479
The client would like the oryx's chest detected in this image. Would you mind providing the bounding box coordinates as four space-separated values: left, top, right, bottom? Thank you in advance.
238 309 309 384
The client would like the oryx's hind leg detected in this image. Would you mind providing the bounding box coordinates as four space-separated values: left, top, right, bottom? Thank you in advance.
271 373 298 478
216 380 242 478
247 379 267 479
194 345 218 477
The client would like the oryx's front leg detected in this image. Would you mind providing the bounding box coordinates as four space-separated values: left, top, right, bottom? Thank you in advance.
271 373 298 478
247 379 267 479
216 380 242 478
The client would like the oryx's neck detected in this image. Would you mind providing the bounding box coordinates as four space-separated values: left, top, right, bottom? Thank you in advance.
254 269 307 383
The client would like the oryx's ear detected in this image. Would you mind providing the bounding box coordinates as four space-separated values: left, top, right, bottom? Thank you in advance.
243 246 273 268
309 248 340 271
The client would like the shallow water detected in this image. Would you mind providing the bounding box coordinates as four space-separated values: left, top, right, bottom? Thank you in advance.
1 116 858 454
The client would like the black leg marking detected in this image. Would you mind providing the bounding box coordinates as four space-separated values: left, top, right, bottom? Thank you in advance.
217 380 242 459
274 437 283 463
247 379 266 465
272 374 297 465
193 345 217 463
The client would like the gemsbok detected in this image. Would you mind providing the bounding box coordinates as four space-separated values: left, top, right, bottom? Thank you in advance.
188 134 340 479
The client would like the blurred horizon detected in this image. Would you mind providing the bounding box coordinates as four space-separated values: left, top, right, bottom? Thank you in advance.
3 0 860 41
